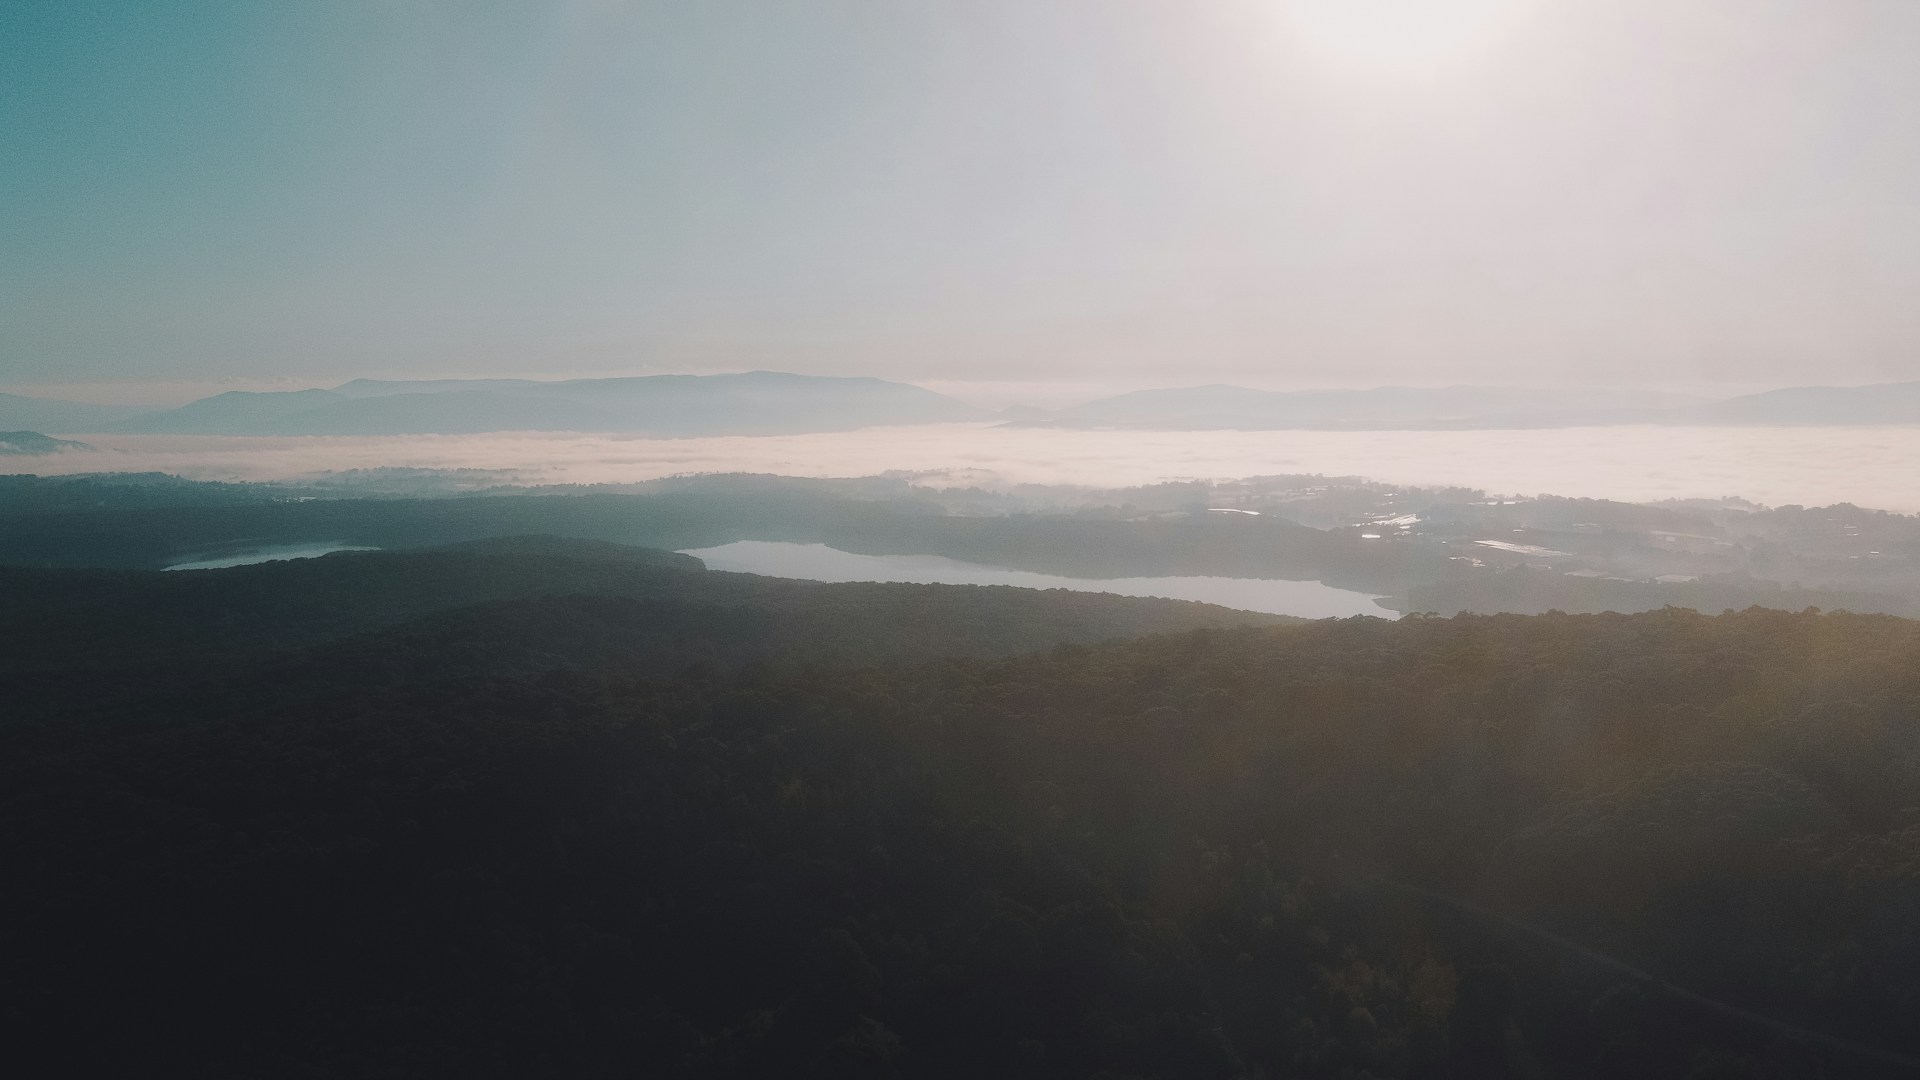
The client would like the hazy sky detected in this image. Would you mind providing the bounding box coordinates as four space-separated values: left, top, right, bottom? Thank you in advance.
5 0 1920 395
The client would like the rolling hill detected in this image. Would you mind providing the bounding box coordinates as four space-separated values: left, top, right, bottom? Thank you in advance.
0 430 89 455
1 534 1294 719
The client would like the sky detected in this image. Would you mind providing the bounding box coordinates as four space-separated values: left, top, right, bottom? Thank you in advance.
5 0 1920 400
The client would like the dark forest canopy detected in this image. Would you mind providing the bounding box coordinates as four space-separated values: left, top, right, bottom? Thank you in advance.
0 537 1291 721
5 539 1920 1077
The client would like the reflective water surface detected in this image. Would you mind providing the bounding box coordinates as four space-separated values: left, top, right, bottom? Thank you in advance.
681 540 1395 620
163 543 378 571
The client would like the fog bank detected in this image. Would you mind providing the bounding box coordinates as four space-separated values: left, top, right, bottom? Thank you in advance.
23 423 1920 512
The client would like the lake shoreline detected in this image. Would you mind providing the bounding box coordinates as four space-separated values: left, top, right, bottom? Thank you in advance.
681 540 1398 620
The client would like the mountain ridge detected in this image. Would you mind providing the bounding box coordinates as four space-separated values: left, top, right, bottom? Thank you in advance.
106 371 986 436
15 376 1920 436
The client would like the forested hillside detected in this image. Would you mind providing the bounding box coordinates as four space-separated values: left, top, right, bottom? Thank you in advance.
5 553 1919 1077
1 537 1289 719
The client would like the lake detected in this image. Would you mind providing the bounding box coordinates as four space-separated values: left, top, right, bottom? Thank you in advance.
681 540 1396 620
163 543 378 571
29 423 1920 511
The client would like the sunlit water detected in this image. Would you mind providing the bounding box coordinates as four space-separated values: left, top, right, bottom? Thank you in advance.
163 543 378 571
682 541 1396 620
29 423 1920 511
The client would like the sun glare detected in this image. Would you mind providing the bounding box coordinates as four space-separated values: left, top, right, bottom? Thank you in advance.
1281 0 1527 74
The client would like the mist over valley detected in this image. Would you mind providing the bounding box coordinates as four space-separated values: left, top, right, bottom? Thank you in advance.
14 418 1920 512
11 1 1920 1074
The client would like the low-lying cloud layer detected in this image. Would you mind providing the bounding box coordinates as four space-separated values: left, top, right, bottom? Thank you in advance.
20 423 1920 512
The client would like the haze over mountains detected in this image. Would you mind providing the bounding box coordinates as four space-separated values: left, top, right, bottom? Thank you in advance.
6 372 1920 437
99 372 986 437
1029 381 1920 430
0 392 146 433
1028 384 1700 430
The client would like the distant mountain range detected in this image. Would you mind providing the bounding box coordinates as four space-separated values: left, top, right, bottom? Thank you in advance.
1674 381 1920 425
0 372 985 437
1016 380 1920 431
1026 384 1697 430
116 371 990 436
7 373 1920 436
